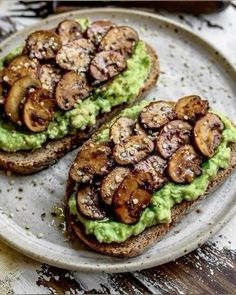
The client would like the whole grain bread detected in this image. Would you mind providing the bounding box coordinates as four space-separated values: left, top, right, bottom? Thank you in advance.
66 143 236 257
0 43 159 174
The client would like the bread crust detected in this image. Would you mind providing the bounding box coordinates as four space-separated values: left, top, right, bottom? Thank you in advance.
0 43 159 174
65 143 236 258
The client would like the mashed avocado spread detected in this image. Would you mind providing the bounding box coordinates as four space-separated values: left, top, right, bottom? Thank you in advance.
0 27 150 151
68 103 236 243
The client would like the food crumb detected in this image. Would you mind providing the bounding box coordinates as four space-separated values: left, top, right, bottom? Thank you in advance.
37 233 44 239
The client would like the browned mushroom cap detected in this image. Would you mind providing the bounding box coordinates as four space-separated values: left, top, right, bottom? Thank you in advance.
55 71 91 110
77 185 106 220
134 155 167 191
155 120 192 159
69 142 113 183
39 64 61 94
26 30 62 60
56 19 82 45
113 135 154 165
140 101 176 130
89 51 126 83
194 113 224 158
3 55 40 86
175 95 209 121
168 145 202 183
100 167 130 205
110 117 135 144
99 26 139 56
56 39 95 72
85 20 115 45
113 173 151 224
5 76 41 125
22 89 55 132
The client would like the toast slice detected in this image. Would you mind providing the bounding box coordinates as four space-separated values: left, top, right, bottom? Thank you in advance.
66 142 236 257
0 44 159 174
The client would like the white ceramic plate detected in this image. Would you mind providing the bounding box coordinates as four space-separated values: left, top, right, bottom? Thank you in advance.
0 8 236 273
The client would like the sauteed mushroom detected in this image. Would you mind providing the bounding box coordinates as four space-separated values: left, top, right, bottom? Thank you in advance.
23 89 55 132
110 117 135 144
140 101 176 130
113 135 154 165
155 120 192 159
113 173 151 224
175 95 209 121
194 113 224 157
5 76 41 124
99 26 138 56
70 142 113 183
77 185 106 220
55 71 91 110
167 144 202 183
100 166 130 205
26 30 62 60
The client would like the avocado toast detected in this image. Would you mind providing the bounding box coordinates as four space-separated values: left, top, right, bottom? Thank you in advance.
66 95 236 257
0 18 159 174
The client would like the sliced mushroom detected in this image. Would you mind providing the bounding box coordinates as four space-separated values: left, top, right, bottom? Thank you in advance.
85 20 115 45
156 120 192 159
26 30 62 60
140 101 176 130
57 19 82 45
5 76 41 124
134 155 167 191
55 71 91 110
194 113 224 158
113 173 151 224
89 51 126 83
77 185 106 220
69 142 113 183
100 167 130 205
39 64 61 94
175 95 209 121
168 145 202 183
113 135 154 165
99 26 139 56
22 89 55 132
110 117 135 144
3 55 40 86
56 39 95 72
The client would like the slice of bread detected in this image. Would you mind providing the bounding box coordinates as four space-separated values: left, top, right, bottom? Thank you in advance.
0 43 159 174
66 142 236 258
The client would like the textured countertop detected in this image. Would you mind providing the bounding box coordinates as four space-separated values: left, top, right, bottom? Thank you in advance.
0 2 235 294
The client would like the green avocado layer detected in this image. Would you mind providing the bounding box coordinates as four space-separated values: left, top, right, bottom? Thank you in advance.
0 39 150 152
68 105 236 243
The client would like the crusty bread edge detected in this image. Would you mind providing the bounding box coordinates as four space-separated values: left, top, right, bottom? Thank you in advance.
0 43 159 174
65 143 236 258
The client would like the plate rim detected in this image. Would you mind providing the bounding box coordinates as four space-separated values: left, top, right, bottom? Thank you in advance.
0 7 236 273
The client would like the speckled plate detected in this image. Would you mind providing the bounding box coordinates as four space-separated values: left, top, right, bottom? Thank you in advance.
0 8 236 273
